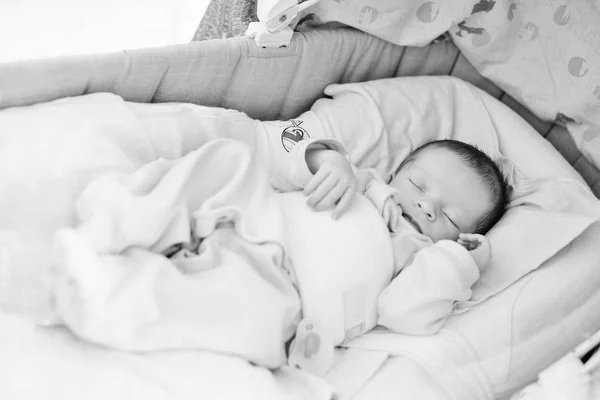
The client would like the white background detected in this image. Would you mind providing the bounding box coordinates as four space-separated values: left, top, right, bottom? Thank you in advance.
0 0 211 63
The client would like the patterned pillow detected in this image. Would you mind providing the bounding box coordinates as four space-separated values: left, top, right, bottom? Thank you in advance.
450 0 600 171
300 0 600 170
302 0 473 46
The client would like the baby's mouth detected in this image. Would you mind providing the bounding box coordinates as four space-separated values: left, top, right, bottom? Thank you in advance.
402 213 422 234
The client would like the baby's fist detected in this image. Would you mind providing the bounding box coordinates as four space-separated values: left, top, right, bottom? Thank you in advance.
457 233 491 272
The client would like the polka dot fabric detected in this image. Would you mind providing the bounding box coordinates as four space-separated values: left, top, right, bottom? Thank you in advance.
305 0 477 47
450 0 600 173
304 0 600 170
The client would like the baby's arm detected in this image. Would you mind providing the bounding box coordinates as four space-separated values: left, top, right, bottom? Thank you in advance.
303 146 357 219
303 151 387 219
378 240 480 335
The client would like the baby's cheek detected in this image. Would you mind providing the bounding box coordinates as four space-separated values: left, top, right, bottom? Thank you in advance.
431 224 459 242
425 225 442 242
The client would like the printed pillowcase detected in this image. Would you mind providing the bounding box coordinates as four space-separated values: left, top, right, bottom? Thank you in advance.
301 0 600 170
302 0 479 46
449 0 600 171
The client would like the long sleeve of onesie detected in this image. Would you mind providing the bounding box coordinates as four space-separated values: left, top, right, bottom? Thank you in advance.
265 137 347 191
363 179 480 336
128 101 351 193
227 116 351 192
377 241 479 335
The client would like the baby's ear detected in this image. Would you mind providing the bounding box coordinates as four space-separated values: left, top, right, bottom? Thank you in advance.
505 184 515 202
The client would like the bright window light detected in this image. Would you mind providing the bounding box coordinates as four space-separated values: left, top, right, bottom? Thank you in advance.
0 0 211 63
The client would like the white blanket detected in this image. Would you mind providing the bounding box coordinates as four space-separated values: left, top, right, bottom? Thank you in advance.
0 95 337 400
0 311 333 400
50 136 394 369
52 139 301 368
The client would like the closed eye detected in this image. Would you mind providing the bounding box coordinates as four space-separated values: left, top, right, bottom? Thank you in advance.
444 213 459 230
409 178 423 191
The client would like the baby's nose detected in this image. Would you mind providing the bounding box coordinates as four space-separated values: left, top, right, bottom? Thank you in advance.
417 200 436 220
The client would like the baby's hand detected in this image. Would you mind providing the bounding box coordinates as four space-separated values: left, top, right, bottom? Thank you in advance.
304 148 357 219
457 233 492 272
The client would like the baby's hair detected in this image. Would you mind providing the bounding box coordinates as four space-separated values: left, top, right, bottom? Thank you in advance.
395 139 509 234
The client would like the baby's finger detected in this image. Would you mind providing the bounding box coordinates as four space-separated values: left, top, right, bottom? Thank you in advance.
304 168 329 197
332 187 355 219
307 174 339 208
471 233 486 242
459 240 475 250
312 180 347 211
457 238 470 246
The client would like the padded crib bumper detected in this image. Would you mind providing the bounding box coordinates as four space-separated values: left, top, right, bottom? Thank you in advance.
450 223 600 398
0 28 406 120
1 29 597 197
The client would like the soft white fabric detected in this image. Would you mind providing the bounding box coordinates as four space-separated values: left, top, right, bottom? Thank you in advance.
0 311 334 400
378 240 479 335
0 95 335 398
511 352 590 400
324 347 390 399
346 327 495 399
0 94 344 321
53 139 301 367
0 94 155 321
458 177 600 309
51 136 395 362
279 191 394 345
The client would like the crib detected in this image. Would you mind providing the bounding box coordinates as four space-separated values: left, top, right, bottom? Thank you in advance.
1 2 600 400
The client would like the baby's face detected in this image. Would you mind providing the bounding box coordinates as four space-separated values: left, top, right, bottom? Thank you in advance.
389 147 493 242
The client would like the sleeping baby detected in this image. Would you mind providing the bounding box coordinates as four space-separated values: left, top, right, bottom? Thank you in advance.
283 136 508 372
51 131 508 376
307 138 508 327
